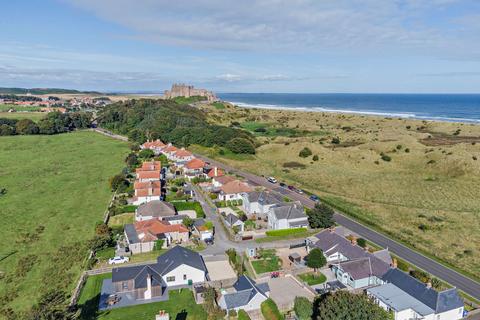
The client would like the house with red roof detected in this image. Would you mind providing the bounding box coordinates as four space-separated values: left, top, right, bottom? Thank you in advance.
184 158 206 179
162 144 179 160
133 180 162 205
219 180 253 201
212 175 236 188
171 149 194 166
141 139 166 155
124 220 189 254
135 161 161 173
207 167 224 178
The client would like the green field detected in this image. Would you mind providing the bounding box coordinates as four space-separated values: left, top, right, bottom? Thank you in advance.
0 104 43 112
0 131 128 315
0 111 46 122
77 275 206 320
298 272 327 285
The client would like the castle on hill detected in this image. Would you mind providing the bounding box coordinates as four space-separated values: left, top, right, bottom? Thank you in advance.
164 83 217 102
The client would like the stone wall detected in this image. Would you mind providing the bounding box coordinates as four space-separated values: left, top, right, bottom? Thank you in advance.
164 83 217 102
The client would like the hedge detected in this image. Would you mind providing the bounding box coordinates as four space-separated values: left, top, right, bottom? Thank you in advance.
121 205 138 213
238 309 251 320
261 299 283 320
265 227 307 237
172 201 205 218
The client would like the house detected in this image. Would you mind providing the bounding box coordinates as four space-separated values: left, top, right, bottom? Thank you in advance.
218 276 269 312
184 158 206 179
206 167 224 178
136 161 162 173
141 140 166 155
135 200 177 222
267 201 309 230
162 214 189 225
172 149 194 164
224 214 245 233
125 220 189 254
307 228 392 289
219 180 253 201
367 268 464 320
162 145 179 159
193 219 213 241
241 191 284 218
133 180 161 205
111 246 207 301
136 170 161 182
212 175 235 188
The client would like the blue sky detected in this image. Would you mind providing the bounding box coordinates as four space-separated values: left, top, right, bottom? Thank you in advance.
1 0 480 93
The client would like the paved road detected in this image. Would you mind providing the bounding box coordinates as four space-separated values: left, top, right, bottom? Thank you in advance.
194 154 480 300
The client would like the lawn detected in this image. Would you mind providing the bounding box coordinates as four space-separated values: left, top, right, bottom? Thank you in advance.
197 105 480 279
298 272 327 285
0 111 46 122
97 289 206 320
261 299 283 320
172 201 206 218
109 212 134 226
256 229 318 243
0 104 43 112
77 273 112 319
251 249 281 274
0 131 128 314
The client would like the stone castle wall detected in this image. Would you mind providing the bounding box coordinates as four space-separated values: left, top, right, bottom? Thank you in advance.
164 83 217 102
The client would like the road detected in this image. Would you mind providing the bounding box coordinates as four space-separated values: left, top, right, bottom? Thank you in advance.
90 127 480 300
194 154 480 300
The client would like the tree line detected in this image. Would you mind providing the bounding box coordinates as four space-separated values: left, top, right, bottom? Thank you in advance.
0 112 92 136
97 98 257 154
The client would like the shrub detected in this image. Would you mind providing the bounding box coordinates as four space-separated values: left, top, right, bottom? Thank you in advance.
0 124 15 136
138 149 154 159
331 137 340 144
228 137 256 154
405 148 410 153
357 238 367 248
228 309 238 317
15 119 39 135
381 154 391 162
418 223 430 231
283 161 306 169
396 258 410 272
254 127 267 133
294 296 313 320
238 309 251 320
306 248 327 271
265 228 307 237
299 147 313 158
312 155 319 161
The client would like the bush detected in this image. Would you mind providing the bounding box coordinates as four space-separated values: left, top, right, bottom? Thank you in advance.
238 309 251 320
261 299 282 320
254 127 267 133
228 137 256 154
294 296 313 320
357 238 367 248
331 137 340 144
138 149 155 159
283 161 306 169
381 154 391 162
312 155 319 161
299 147 313 158
0 124 15 136
396 258 410 272
265 228 307 237
15 119 39 135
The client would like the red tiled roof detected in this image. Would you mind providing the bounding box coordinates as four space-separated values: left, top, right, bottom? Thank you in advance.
164 146 178 152
185 158 206 170
213 175 235 185
142 139 165 149
137 171 161 180
134 180 161 190
136 161 161 172
174 149 192 158
207 167 224 178
135 188 161 197
135 220 188 239
220 180 253 194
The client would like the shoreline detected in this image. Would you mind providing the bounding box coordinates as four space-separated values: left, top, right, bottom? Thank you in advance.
223 100 480 125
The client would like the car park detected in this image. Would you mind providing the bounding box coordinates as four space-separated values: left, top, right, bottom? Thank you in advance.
108 256 130 265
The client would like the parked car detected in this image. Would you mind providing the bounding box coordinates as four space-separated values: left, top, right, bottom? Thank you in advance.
267 176 277 183
205 238 214 245
309 195 320 201
108 256 130 265
295 189 304 194
287 185 295 190
279 182 286 187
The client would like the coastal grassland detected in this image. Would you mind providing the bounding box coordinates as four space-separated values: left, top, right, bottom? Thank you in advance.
195 103 480 277
0 131 128 315
0 111 46 122
0 104 43 112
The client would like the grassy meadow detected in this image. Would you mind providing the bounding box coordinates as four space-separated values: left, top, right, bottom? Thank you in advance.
0 112 46 122
195 103 480 278
0 131 128 315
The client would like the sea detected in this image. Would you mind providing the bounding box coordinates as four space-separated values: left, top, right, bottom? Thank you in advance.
217 93 480 124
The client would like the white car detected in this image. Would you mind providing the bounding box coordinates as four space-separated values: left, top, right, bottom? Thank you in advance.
267 177 277 183
108 256 130 265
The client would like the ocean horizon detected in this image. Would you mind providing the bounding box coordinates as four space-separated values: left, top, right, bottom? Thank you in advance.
217 93 480 124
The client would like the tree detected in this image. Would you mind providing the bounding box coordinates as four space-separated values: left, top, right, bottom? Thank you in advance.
154 239 165 250
312 155 319 161
307 203 334 229
299 147 312 158
228 137 256 154
357 238 367 248
138 148 155 159
109 173 129 192
306 248 327 272
27 290 74 320
70 112 91 128
182 217 194 229
294 296 313 320
316 291 392 320
125 153 139 168
15 119 39 135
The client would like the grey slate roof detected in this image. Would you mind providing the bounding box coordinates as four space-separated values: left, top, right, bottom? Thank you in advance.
136 200 176 218
373 249 393 265
243 191 283 205
223 276 269 309
381 268 464 313
193 219 206 227
112 246 206 289
163 214 188 222
226 214 243 226
338 258 373 280
270 201 307 220
367 283 435 316
124 223 139 244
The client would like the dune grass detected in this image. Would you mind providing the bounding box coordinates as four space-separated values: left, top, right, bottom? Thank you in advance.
0 131 128 314
196 104 480 277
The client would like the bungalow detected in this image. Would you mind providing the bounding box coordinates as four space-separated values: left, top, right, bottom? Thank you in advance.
135 200 177 222
172 149 194 165
162 145 178 160
218 275 269 312
111 246 207 301
224 214 245 233
184 158 206 179
136 170 161 182
241 191 284 218
125 220 189 254
219 180 253 201
307 228 393 289
141 140 166 155
367 268 464 320
212 175 235 188
193 219 213 241
267 201 309 230
133 180 161 205
206 167 224 178
136 161 162 173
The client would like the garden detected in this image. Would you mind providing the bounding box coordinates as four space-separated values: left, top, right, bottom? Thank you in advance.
250 249 281 275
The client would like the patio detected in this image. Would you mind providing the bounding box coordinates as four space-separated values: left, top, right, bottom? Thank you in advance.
99 278 170 311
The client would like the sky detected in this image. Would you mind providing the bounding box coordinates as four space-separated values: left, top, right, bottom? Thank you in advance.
1 0 480 93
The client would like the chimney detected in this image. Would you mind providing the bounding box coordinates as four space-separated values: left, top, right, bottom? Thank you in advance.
214 167 218 177
148 186 153 196
391 258 398 269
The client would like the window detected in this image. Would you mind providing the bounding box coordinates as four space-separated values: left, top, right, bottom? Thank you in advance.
166 276 175 282
183 274 187 280
122 281 128 290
